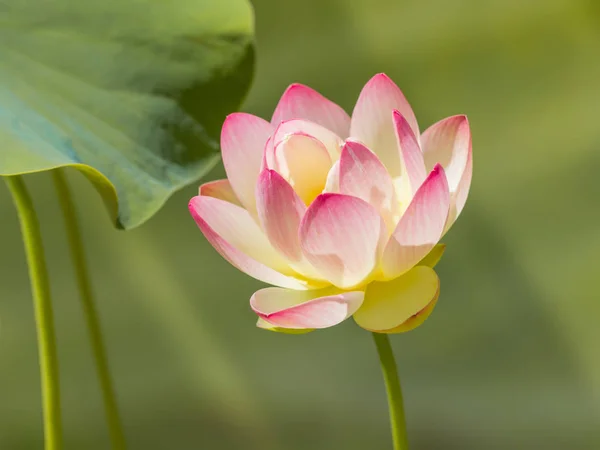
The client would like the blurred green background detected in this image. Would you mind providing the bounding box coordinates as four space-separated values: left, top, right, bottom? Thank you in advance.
2 0 600 448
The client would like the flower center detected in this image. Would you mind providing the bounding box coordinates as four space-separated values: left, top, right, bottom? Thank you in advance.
273 134 333 205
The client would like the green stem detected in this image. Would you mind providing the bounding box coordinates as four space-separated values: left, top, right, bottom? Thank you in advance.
372 332 409 450
5 175 63 450
52 170 127 449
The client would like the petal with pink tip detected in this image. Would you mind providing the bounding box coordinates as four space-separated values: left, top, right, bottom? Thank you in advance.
251 287 364 329
338 140 397 224
271 84 351 138
189 196 308 290
255 169 306 261
381 165 450 279
353 266 439 332
199 179 241 206
421 115 471 192
299 194 386 289
393 110 427 193
221 113 275 211
272 119 343 161
256 317 314 334
350 74 419 178
272 134 332 205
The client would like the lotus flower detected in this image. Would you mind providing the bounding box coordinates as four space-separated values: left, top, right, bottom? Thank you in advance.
189 74 472 334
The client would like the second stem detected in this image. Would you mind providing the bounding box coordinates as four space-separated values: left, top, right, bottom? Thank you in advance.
53 170 127 449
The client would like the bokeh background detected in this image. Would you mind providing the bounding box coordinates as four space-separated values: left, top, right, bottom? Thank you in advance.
2 0 600 448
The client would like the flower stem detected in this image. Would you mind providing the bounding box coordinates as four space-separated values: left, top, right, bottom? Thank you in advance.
5 175 63 450
52 169 127 449
372 332 409 450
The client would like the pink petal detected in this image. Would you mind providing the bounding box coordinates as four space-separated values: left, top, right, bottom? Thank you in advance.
299 194 386 289
272 119 343 161
251 287 364 329
393 110 427 194
255 169 306 261
199 179 241 206
221 113 275 211
350 74 419 178
338 140 397 224
271 84 351 138
189 196 308 290
421 115 471 192
381 165 450 279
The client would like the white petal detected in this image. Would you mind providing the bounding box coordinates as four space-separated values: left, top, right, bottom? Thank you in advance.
324 160 340 193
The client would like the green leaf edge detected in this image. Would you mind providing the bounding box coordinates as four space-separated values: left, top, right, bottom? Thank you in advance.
1 163 120 226
1 40 255 230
